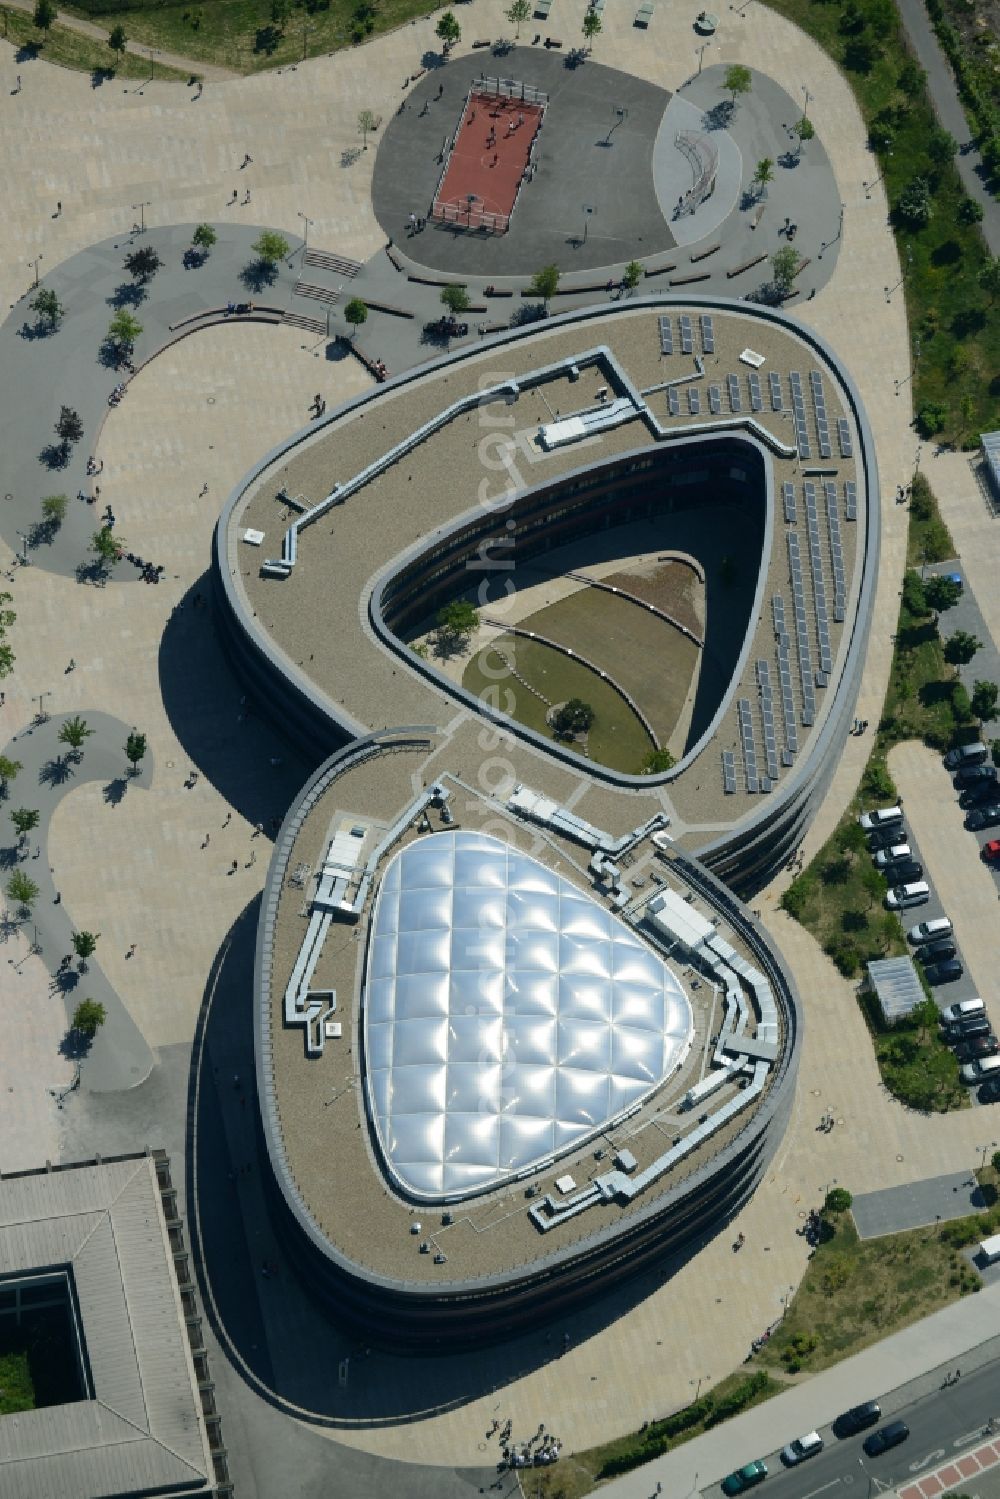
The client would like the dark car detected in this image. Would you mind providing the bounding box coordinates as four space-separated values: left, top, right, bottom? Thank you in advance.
925 959 964 986
833 1401 881 1438
954 1034 999 1064
944 742 986 771
863 1421 910 1457
915 939 958 965
980 1078 1000 1104
960 781 1000 809
946 1013 992 1040
869 825 907 852
955 764 997 789
967 803 1000 832
889 860 923 883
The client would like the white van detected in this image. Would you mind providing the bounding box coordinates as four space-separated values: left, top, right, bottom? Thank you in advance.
980 1233 1000 1266
885 880 930 910
961 1055 1000 1085
860 806 904 832
907 917 953 945
781 1432 824 1465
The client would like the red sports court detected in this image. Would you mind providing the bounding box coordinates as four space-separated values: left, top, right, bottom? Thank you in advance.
431 80 547 234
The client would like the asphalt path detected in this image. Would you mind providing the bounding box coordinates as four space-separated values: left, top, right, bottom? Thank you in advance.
707 1359 1000 1499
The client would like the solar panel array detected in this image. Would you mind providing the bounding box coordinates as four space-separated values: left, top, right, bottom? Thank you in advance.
782 481 797 525
701 314 715 355
688 386 701 416
769 371 783 412
722 748 737 794
749 371 763 412
727 374 742 414
810 370 832 459
804 481 834 676
659 315 673 355
772 597 800 759
787 532 816 726
668 386 680 416
737 697 760 794
789 372 811 460
824 481 847 622
679 314 693 355
755 660 780 784
709 384 722 415
845 479 857 522
837 417 853 459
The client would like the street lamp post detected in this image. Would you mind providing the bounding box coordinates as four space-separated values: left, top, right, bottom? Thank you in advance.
297 211 314 256
132 201 151 234
35 691 50 721
582 204 594 244
695 41 711 74
864 151 892 198
801 85 813 121
885 244 913 303
604 104 627 145
28 255 43 288
895 336 921 397
302 18 312 58
981 1141 998 1171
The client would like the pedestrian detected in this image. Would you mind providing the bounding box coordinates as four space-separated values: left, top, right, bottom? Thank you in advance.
229 858 238 874
55 201 62 217
202 832 210 848
437 82 443 98
222 812 231 827
66 658 76 673
243 188 251 204
199 482 208 496
127 943 136 958
230 188 238 204
493 152 498 166
16 74 22 91
247 849 256 867
252 822 263 837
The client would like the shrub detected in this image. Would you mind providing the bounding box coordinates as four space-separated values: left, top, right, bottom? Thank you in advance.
825 1186 853 1212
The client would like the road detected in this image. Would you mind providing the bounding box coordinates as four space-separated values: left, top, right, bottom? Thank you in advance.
706 1361 1000 1499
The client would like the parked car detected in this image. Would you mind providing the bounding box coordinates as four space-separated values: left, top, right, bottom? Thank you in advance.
863 1421 910 1457
961 1056 1000 1085
869 825 907 851
955 764 997 789
960 782 1000 809
780 1432 824 1466
834 1401 881 1438
908 917 953 944
721 1461 768 1495
873 844 912 868
886 881 930 910
980 1078 1000 1104
944 741 987 771
940 998 985 1026
860 806 904 832
925 958 964 986
954 1035 999 1064
982 840 1000 863
887 859 923 883
967 803 1000 832
946 1013 992 1040
915 939 957 965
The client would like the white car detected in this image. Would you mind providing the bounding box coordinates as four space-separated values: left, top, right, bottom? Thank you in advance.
907 917 953 944
873 844 911 868
859 806 904 832
886 881 930 910
940 998 985 1026
781 1432 824 1465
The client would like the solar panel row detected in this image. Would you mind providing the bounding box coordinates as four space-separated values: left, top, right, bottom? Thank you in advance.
824 480 847 622
749 370 763 412
668 386 680 416
709 384 721 415
738 696 760 795
804 481 834 676
782 481 797 526
756 660 780 783
810 370 832 460
727 373 742 414
787 532 816 726
845 479 857 522
659 315 673 355
701 314 715 355
722 748 737 794
769 371 783 412
689 386 701 415
837 416 853 459
679 314 693 355
790 372 812 461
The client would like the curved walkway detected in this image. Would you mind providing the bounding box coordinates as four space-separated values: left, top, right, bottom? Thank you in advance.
2 709 154 1090
1 0 235 79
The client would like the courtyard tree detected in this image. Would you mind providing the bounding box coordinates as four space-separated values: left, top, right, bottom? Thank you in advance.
506 0 530 36
72 930 100 970
924 573 962 614
551 699 595 738
896 175 932 229
752 157 774 200
724 64 751 109
7 869 39 915
640 748 675 774
435 10 461 50
582 8 601 48
357 108 379 149
55 405 83 456
957 196 983 226
123 245 162 283
72 999 107 1039
125 730 147 775
251 230 290 266
191 222 217 256
10 807 39 841
343 297 368 337
927 127 957 169
529 262 561 305
107 308 142 352
972 680 1000 724
58 715 94 761
108 22 127 63
440 284 471 316
33 0 55 32
434 599 477 655
0 755 22 799
91 524 122 572
943 630 982 666
771 245 801 297
793 115 815 156
30 287 64 331
979 257 1000 304
622 260 643 293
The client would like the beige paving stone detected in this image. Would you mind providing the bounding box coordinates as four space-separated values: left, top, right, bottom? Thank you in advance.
0 931 75 1172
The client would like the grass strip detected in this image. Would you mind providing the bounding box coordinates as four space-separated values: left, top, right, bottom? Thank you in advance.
1 5 194 76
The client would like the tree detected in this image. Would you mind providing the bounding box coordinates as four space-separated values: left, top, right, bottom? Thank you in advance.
917 401 947 438
123 246 162 283
435 600 477 653
252 231 290 266
640 748 675 773
793 115 815 156
344 297 367 337
824 1186 852 1213
927 127 956 168
435 10 460 49
91 525 122 570
901 570 927 616
771 246 801 295
125 730 147 774
622 260 643 292
724 64 751 107
582 8 601 47
30 287 63 330
108 22 127 61
7 870 39 914
529 263 561 304
58 715 94 759
192 222 217 254
72 999 107 1038
957 197 984 226
33 0 55 31
72 930 100 970
0 755 21 798
896 176 932 228
439 285 470 317
357 108 378 149
551 698 595 737
943 630 982 665
10 807 40 840
41 494 68 532
924 574 962 614
107 308 142 351
506 0 530 36
972 680 999 723
753 157 774 200
978 257 1000 304
271 0 291 26
55 405 83 451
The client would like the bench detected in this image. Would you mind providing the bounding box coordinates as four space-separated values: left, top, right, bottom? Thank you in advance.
689 242 720 263
669 271 711 286
385 244 404 271
472 37 492 46
534 0 552 16
726 252 767 278
544 34 562 45
362 299 415 319
635 2 653 25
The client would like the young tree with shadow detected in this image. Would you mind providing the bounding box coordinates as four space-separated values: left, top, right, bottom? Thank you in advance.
436 10 460 51
972 681 999 724
58 715 94 761
90 524 123 575
358 109 378 149
622 260 643 293
724 64 751 109
72 930 100 971
943 630 982 666
30 287 64 331
125 730 147 775
33 0 55 32
0 756 21 800
771 245 801 298
72 998 107 1040
10 806 39 842
108 22 127 64
40 493 68 535
107 308 143 355
753 158 774 201
793 116 815 157
123 246 162 284
506 0 530 36
529 263 561 306
55 405 83 459
192 223 217 256
7 869 39 915
440 284 470 316
344 297 368 338
582 9 601 49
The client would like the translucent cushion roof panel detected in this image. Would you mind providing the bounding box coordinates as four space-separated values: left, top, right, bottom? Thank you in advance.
363 831 693 1200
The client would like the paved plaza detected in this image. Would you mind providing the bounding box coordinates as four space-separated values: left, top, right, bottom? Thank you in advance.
4 0 1000 1486
852 1170 992 1239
